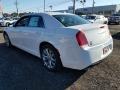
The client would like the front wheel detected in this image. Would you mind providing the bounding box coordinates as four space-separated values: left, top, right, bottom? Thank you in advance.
40 44 63 72
3 33 12 47
6 23 10 27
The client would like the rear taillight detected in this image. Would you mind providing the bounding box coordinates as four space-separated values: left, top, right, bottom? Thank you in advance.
76 31 88 47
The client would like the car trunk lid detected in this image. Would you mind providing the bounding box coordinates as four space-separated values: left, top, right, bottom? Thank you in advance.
68 24 110 46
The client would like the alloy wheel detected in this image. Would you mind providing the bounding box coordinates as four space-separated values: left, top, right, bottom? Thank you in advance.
42 48 56 69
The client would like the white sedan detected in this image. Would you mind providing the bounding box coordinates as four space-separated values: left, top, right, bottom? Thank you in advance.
86 15 108 24
3 13 113 71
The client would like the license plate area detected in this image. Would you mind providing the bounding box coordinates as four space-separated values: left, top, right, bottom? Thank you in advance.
103 44 112 55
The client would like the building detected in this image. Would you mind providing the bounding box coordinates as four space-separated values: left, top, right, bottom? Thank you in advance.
76 4 120 16
52 6 73 13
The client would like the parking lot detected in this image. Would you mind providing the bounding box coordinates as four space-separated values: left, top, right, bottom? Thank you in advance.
0 25 120 90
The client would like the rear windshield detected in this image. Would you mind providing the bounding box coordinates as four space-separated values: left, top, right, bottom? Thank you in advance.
86 16 96 19
53 14 89 27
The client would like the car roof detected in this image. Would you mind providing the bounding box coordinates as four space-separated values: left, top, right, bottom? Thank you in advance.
23 12 74 17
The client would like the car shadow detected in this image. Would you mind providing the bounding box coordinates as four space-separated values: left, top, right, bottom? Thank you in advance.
112 32 120 40
0 43 86 90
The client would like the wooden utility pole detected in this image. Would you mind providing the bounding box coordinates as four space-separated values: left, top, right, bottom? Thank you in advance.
73 0 76 14
15 0 19 17
44 0 45 12
92 0 95 14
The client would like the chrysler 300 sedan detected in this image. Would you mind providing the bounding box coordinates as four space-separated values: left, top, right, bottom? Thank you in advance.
3 13 113 71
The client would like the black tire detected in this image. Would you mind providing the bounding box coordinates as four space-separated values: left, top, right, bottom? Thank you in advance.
104 21 108 24
6 23 10 27
40 44 63 72
3 33 12 47
108 22 111 25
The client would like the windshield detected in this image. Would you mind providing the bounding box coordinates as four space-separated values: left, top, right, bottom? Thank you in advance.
86 16 96 19
0 18 3 20
53 14 89 27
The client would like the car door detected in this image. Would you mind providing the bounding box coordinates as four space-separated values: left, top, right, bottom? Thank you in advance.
11 16 30 47
21 15 45 56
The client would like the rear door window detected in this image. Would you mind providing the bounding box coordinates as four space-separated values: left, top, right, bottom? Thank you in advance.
28 16 39 27
28 16 45 28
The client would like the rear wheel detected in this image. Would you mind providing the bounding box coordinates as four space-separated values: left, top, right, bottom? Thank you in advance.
104 21 108 24
40 44 63 72
3 33 12 47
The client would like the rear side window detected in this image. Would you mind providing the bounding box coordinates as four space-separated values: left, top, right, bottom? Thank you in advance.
29 17 39 27
28 16 45 28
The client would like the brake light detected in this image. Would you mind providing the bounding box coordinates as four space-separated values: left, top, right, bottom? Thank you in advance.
76 31 88 46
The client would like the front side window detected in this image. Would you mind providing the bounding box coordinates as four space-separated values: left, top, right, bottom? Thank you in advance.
86 16 96 19
15 16 29 27
53 14 89 27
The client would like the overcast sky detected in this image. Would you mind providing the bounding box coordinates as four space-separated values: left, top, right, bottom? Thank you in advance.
1 0 120 13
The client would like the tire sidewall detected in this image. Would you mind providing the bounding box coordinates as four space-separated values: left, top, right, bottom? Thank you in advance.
4 33 11 47
40 44 62 71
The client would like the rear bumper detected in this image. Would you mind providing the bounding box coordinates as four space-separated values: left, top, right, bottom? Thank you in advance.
61 37 113 70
